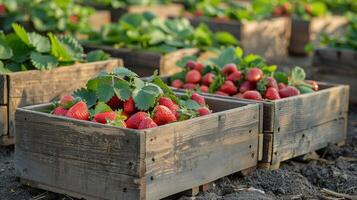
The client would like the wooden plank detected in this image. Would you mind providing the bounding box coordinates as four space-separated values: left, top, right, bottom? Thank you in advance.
288 19 310 56
7 59 120 138
160 48 199 75
15 107 142 200
128 4 183 18
0 74 7 104
144 101 260 200
272 117 347 165
273 84 348 134
0 106 7 136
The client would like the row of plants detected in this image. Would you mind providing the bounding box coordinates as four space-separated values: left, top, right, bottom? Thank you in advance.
169 47 319 100
0 23 109 73
76 0 171 9
85 12 238 53
51 69 212 129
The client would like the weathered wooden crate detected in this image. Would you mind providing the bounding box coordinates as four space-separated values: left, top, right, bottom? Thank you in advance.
83 43 199 76
15 95 263 200
312 47 357 104
289 16 347 56
161 77 349 169
0 59 121 146
188 17 290 64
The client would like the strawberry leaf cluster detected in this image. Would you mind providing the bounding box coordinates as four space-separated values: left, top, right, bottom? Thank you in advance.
0 24 110 73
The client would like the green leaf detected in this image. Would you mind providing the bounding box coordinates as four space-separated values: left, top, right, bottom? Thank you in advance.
113 67 138 78
274 72 288 84
262 65 277 76
48 33 73 62
6 34 32 63
235 47 243 58
215 32 238 45
86 50 110 62
30 52 58 70
28 32 50 53
0 42 13 59
209 75 225 93
97 83 114 102
73 88 98 108
289 66 306 85
151 76 174 95
57 35 84 60
184 99 201 110
0 61 11 73
95 102 113 114
176 55 197 68
12 23 30 45
113 79 132 101
210 47 236 67
133 84 163 110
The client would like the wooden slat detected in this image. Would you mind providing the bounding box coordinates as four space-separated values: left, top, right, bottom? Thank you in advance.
272 117 347 165
15 107 142 200
6 59 120 138
0 74 7 104
128 4 183 18
160 48 199 75
144 102 260 200
0 106 7 136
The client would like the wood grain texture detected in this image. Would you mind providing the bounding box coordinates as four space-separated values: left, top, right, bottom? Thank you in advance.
15 107 143 200
160 48 199 75
128 4 183 18
0 75 7 104
313 48 357 103
6 59 121 141
144 101 260 199
0 106 7 136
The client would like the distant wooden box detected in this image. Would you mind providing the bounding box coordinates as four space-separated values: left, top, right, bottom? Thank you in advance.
161 77 349 169
15 95 263 200
83 43 198 76
188 17 290 64
0 59 121 145
312 47 357 104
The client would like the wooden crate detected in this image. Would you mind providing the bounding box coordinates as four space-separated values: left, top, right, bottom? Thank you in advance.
312 47 357 104
15 95 263 200
161 77 349 169
0 59 121 146
83 43 199 76
188 17 290 64
289 16 347 56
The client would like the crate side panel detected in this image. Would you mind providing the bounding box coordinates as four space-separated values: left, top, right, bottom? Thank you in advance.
0 74 7 104
15 109 142 200
160 48 198 75
0 106 7 136
145 104 260 199
128 4 183 18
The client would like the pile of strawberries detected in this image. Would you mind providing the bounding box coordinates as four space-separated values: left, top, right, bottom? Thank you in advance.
170 61 318 101
52 92 211 130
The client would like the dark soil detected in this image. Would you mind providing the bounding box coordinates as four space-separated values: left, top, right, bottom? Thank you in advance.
1 107 356 200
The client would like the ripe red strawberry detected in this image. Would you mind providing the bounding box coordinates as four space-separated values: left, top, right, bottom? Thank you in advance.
195 62 204 73
279 86 300 98
59 95 75 107
126 112 148 129
70 15 78 23
66 101 89 120
197 107 211 116
200 85 209 93
201 73 215 86
153 105 177 125
94 111 116 124
0 4 6 14
239 81 256 93
191 93 205 105
246 67 263 82
194 10 203 17
186 60 196 70
159 97 179 117
183 83 197 90
219 80 237 95
138 117 158 129
227 71 242 82
243 90 263 100
267 77 278 90
186 70 201 84
171 79 184 88
305 80 319 91
106 95 123 111
278 83 287 90
124 98 135 114
221 63 237 76
215 91 229 96
233 93 244 99
53 107 68 116
265 87 281 100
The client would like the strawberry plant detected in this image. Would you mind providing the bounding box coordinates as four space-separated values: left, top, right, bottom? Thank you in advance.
85 12 238 53
320 12 357 50
0 0 94 33
0 23 110 73
51 68 212 129
78 0 171 8
169 47 319 101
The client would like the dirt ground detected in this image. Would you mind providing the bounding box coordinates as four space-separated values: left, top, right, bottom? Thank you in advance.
0 106 356 200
